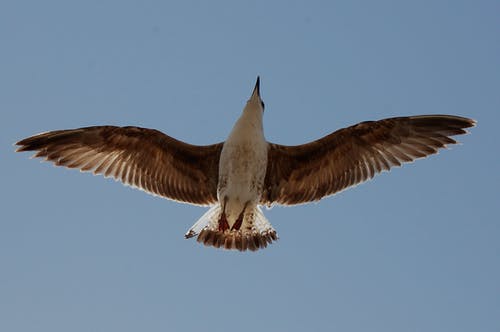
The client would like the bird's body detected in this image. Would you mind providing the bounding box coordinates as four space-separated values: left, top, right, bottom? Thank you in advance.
16 77 475 251
218 91 268 225
188 78 276 250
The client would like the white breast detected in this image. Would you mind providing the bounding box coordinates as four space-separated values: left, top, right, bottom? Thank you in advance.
217 105 268 224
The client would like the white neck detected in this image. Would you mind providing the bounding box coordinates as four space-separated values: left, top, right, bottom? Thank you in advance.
227 100 265 143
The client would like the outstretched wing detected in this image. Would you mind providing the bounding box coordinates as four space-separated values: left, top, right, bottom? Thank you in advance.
262 115 475 206
16 126 223 206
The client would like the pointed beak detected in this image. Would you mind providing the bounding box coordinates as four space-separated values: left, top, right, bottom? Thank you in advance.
251 76 260 99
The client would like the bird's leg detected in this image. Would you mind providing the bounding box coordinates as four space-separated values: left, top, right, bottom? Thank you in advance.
231 202 248 231
218 196 230 232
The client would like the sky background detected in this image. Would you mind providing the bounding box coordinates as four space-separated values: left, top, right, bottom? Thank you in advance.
1 1 499 331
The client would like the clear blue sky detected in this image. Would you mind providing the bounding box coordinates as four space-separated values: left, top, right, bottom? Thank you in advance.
1 1 499 331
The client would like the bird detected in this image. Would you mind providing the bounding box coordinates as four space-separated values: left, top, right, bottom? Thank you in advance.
16 77 475 252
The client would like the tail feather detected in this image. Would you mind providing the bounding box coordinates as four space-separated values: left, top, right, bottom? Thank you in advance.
185 205 278 252
184 205 221 239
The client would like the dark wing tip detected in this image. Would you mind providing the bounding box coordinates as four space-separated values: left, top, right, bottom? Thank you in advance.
444 115 476 129
15 141 38 152
410 114 476 128
14 143 27 152
407 115 476 139
15 136 41 152
15 130 65 152
463 116 477 128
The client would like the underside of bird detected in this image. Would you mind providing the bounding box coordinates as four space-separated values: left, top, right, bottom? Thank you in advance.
15 73 475 254
184 205 278 251
15 114 475 253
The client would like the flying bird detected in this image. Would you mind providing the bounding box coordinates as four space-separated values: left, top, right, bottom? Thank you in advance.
16 77 475 251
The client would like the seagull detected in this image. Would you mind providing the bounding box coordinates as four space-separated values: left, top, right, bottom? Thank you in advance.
16 77 475 251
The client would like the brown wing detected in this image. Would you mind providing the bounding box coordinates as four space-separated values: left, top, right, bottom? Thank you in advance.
261 115 475 206
16 126 223 206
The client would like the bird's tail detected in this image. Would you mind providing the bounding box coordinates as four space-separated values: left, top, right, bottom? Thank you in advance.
185 205 278 251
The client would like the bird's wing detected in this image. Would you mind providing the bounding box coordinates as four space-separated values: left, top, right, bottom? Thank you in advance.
261 115 475 206
16 126 223 206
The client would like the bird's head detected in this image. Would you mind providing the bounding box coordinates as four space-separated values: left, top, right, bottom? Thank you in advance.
246 76 265 113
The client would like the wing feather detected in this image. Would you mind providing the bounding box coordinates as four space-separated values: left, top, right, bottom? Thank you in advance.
16 126 223 206
262 115 475 205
